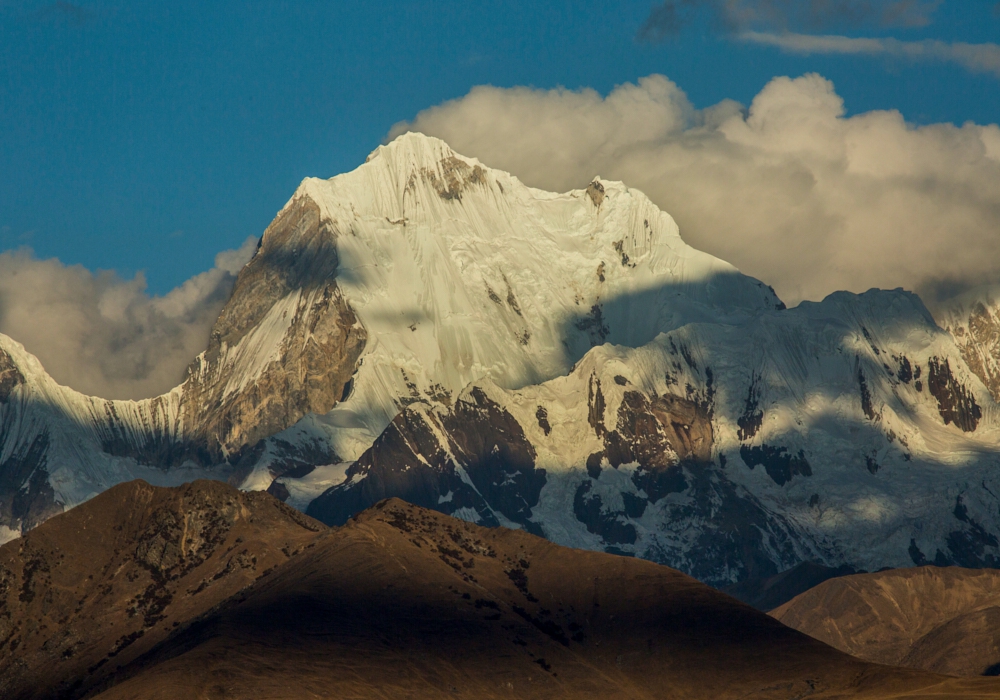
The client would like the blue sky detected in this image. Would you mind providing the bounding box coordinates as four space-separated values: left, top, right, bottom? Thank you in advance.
2 0 999 295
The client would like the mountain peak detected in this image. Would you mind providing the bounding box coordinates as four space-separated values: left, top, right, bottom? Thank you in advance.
366 131 464 166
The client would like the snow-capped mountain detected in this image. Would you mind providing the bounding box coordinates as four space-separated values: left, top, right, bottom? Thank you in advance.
3 133 1000 587
0 133 779 539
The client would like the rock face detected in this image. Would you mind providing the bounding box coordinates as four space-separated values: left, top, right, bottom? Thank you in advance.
308 387 546 532
9 489 995 699
0 196 367 538
0 480 325 700
938 287 1000 403
771 566 1000 678
169 195 366 467
97 196 367 469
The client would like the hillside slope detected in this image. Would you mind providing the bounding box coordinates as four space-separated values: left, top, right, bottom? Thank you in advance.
0 480 326 699
772 566 1000 677
0 486 982 700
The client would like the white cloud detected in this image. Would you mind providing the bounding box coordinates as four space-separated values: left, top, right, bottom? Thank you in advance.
391 74 1000 308
0 237 257 399
638 0 941 40
742 31 1000 78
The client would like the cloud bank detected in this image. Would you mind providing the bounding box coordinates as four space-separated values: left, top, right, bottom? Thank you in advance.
0 237 257 399
391 74 1000 308
742 31 1000 78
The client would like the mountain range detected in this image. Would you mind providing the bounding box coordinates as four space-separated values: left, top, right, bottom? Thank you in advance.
3 133 1000 589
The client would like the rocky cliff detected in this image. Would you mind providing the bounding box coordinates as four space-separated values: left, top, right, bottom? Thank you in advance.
938 286 1000 404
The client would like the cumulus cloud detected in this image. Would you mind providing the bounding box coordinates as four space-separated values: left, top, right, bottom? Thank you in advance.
391 74 1000 309
0 237 257 399
742 31 1000 78
638 0 940 40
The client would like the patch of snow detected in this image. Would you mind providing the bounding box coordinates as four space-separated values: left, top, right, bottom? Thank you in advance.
450 507 482 524
0 525 21 545
277 462 353 513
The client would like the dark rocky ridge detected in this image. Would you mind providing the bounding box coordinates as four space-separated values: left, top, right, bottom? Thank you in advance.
0 350 61 532
307 387 547 532
926 357 982 432
0 434 60 535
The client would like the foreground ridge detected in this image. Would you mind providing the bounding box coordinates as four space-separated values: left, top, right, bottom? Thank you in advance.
4 480 1000 699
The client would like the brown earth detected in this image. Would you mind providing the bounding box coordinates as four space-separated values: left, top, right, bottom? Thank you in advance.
81 504 1000 699
3 484 1000 699
0 480 326 699
772 567 1000 677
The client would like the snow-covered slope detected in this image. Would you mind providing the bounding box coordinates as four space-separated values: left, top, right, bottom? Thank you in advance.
307 286 1000 585
0 133 779 540
241 133 781 485
0 337 212 542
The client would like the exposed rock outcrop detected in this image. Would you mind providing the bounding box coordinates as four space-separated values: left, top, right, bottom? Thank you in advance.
941 292 1000 403
102 195 367 467
307 387 547 532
